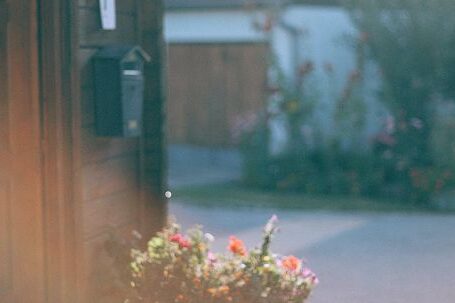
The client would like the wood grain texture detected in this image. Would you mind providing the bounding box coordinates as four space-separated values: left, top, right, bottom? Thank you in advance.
137 0 168 239
82 190 139 239
39 1 77 302
0 182 12 300
82 222 139 303
79 0 137 13
81 126 138 164
79 48 97 89
81 155 138 201
0 1 45 302
80 86 96 126
76 0 166 301
2 0 163 302
79 8 137 47
0 45 11 285
167 43 268 146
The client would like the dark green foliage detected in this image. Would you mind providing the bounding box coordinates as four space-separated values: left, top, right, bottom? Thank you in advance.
241 0 455 205
241 122 455 204
242 133 388 198
241 118 272 188
342 0 455 202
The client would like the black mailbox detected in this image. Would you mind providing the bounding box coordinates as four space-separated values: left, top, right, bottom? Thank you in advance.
93 45 151 137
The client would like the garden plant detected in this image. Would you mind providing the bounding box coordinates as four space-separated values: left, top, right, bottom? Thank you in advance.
108 216 318 303
238 0 455 205
344 0 455 203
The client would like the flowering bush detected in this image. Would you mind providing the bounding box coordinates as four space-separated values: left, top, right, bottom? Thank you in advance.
344 0 455 203
123 216 318 303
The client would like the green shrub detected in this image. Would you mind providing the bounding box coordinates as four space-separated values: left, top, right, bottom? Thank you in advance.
240 1 455 204
343 0 455 202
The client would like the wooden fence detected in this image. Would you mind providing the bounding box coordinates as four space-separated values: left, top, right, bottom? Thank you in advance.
167 43 268 147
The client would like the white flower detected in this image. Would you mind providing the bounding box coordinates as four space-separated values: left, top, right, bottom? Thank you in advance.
204 233 215 242
264 214 279 234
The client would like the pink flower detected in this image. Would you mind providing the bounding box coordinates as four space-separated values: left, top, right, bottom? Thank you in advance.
301 268 316 278
170 233 191 249
207 251 217 263
301 267 319 286
311 275 320 286
373 132 396 147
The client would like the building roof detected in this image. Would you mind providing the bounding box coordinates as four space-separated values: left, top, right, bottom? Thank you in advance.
165 0 340 10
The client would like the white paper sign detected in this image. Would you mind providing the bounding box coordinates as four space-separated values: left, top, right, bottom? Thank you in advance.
100 0 116 30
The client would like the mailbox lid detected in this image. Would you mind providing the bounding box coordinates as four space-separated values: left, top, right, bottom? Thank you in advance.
94 45 151 63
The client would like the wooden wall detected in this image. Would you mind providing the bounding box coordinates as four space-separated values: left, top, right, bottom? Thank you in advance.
167 43 268 147
75 1 166 302
0 2 46 302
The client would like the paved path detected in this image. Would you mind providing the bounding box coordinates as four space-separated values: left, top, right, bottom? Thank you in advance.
169 201 455 303
168 144 241 188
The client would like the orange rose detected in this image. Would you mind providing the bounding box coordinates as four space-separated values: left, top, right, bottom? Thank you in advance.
282 255 301 272
228 236 247 256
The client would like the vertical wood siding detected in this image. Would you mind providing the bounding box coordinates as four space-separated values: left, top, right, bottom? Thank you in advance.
0 1 45 302
76 1 166 302
167 43 268 147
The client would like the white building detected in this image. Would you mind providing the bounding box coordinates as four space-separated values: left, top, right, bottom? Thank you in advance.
164 0 386 150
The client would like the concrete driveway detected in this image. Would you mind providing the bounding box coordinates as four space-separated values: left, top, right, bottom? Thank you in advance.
168 144 241 188
169 201 455 303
